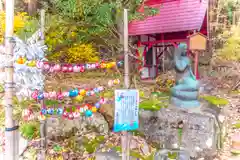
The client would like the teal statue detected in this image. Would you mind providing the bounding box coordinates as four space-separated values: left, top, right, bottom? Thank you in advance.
170 43 200 108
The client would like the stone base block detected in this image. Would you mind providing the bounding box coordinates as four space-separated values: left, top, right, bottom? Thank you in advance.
139 101 228 159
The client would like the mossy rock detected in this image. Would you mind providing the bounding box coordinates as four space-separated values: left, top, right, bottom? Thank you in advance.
201 95 229 106
102 90 114 98
233 121 240 129
82 135 105 153
151 91 170 97
0 84 4 93
139 90 145 98
112 146 147 160
130 130 145 138
139 100 168 111
168 152 177 159
20 122 40 140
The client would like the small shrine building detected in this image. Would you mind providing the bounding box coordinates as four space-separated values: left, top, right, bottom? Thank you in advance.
128 0 208 79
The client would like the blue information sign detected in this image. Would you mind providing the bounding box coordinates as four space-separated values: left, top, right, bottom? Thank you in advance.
113 89 139 132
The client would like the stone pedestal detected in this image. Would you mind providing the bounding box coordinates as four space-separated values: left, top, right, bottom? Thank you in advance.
154 148 190 160
139 101 228 159
95 151 138 160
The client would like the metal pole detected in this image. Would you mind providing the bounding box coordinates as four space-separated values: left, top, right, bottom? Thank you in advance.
4 0 16 159
122 8 130 160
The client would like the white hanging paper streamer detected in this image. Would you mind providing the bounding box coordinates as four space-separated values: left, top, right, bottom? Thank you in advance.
13 30 47 98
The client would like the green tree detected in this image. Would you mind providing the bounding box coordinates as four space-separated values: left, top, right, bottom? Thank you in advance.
43 0 158 55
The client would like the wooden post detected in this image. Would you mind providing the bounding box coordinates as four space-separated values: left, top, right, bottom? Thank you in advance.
40 9 45 40
194 51 199 79
39 10 47 160
122 8 130 160
39 100 46 160
4 0 17 160
28 0 37 16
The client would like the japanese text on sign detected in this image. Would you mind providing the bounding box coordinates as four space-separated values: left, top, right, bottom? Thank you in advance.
113 89 139 132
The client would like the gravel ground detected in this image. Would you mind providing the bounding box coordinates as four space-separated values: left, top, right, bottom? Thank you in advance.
214 92 240 160
201 74 240 160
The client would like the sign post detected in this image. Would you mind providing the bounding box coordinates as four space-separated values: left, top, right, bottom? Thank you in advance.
123 8 130 160
114 90 139 159
114 9 139 160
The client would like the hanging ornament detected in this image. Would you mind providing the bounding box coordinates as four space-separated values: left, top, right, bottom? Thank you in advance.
80 66 85 72
27 60 36 67
31 90 38 100
106 63 111 69
53 64 61 72
86 91 91 96
62 65 68 72
91 63 96 69
47 108 54 115
73 65 81 72
57 108 63 115
91 107 97 113
43 63 50 71
62 110 68 118
73 112 80 118
93 88 99 93
110 62 116 67
113 79 120 85
79 107 84 113
117 61 123 67
68 113 74 120
49 66 54 73
75 95 83 102
63 92 69 97
16 57 26 64
57 92 64 100
41 108 47 115
83 105 89 111
49 91 57 99
36 61 44 69
37 92 44 100
69 89 79 97
95 62 100 68
79 89 86 96
108 80 113 87
95 102 101 109
100 63 107 68
98 86 104 91
43 92 49 99
68 65 73 72
85 110 93 117
38 114 46 121
85 64 91 69
99 97 105 104
90 90 95 96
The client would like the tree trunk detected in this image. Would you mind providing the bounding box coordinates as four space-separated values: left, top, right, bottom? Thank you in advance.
0 0 3 12
28 0 37 15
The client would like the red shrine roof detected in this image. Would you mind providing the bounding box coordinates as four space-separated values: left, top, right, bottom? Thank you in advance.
128 0 208 36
